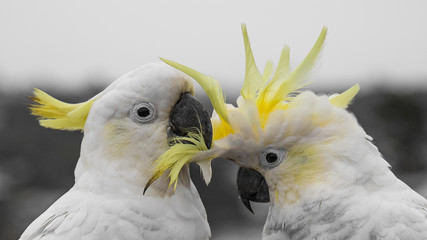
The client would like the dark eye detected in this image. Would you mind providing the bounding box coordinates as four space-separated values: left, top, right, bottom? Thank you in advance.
130 102 156 124
137 107 150 118
265 152 278 163
259 147 286 168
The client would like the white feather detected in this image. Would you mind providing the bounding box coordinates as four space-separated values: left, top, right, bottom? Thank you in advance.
21 183 209 240
21 63 210 240
211 90 427 239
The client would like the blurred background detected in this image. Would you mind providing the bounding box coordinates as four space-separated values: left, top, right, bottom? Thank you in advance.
1 0 427 239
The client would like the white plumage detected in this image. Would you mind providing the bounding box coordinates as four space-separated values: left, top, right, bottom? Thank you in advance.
21 182 208 240
255 92 427 239
208 91 427 239
21 62 211 240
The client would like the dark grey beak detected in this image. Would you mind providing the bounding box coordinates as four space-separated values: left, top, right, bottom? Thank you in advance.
168 92 212 149
143 93 212 195
237 167 270 213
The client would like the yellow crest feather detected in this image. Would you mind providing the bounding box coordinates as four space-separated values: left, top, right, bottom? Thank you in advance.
257 27 328 120
240 24 262 100
212 110 234 141
329 84 360 108
161 58 229 124
30 89 93 131
256 45 291 119
147 131 209 191
261 61 275 87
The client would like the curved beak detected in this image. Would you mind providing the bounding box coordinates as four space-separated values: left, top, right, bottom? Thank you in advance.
143 92 212 194
237 167 270 213
168 92 212 149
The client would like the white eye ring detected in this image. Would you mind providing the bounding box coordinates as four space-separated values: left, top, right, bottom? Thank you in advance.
259 147 286 169
130 102 156 124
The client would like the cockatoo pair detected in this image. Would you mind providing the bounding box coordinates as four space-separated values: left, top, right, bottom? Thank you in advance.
22 25 427 240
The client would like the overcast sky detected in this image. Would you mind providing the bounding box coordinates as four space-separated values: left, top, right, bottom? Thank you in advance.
1 0 426 92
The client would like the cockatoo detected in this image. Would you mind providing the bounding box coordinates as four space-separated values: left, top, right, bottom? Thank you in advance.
151 25 427 239
21 62 212 240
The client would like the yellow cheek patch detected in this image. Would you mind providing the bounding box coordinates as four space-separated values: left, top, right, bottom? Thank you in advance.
282 145 324 186
103 122 131 158
271 145 325 205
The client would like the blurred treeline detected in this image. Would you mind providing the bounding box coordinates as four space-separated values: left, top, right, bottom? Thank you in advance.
0 85 427 239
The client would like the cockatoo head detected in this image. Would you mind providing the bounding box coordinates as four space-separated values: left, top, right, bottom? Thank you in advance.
30 62 212 195
152 25 375 211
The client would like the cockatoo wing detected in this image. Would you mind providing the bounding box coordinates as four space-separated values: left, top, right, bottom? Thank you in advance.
20 189 99 240
368 184 427 239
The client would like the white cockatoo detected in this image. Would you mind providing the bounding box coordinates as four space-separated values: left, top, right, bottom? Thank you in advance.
151 25 427 239
21 62 212 240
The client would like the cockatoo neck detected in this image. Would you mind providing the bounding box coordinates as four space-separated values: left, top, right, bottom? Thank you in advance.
74 157 190 198
264 169 407 239
73 125 189 197
264 182 369 238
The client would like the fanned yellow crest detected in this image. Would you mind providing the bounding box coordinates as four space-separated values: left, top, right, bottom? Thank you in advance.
240 24 262 100
257 27 328 119
146 131 209 191
257 45 291 117
329 84 360 108
161 58 229 124
30 89 93 131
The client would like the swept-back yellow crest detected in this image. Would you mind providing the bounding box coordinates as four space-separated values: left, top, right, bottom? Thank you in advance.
30 89 93 131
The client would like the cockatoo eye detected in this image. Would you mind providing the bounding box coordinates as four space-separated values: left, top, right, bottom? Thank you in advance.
130 102 156 124
259 147 286 168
